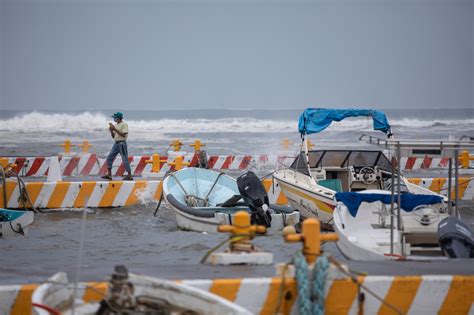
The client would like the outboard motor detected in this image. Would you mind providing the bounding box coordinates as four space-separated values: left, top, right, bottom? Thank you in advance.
438 216 474 259
237 171 272 227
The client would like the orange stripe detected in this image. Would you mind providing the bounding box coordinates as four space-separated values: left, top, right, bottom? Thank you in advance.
457 178 470 200
73 182 97 207
46 182 71 208
125 180 148 206
154 181 163 201
438 276 474 314
11 284 38 315
208 279 242 302
83 282 108 303
0 181 17 208
429 178 446 194
326 277 364 313
24 182 44 207
260 278 297 315
276 192 288 205
262 179 288 205
378 276 422 315
99 181 123 207
408 178 421 186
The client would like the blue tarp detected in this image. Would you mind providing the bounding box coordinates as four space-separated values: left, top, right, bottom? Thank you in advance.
298 108 391 135
335 192 443 217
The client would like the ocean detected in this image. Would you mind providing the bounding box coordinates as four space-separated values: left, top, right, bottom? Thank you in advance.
0 108 473 284
0 108 473 156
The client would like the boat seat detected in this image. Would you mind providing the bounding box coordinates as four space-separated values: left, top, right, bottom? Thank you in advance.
317 179 343 192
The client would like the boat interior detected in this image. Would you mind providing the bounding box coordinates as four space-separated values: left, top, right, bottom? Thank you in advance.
289 150 408 193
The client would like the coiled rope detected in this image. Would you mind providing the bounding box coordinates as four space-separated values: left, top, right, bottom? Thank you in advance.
294 251 328 315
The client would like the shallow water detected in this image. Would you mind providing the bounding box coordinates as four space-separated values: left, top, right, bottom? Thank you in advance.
0 109 473 284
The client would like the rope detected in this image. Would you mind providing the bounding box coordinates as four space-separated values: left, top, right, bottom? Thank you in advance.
311 256 328 315
9 221 24 235
294 251 311 315
14 170 39 213
0 165 8 208
200 233 253 264
185 195 208 207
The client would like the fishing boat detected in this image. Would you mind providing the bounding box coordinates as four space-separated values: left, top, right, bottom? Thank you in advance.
273 108 437 223
333 136 474 260
0 208 34 237
162 168 299 234
32 265 251 315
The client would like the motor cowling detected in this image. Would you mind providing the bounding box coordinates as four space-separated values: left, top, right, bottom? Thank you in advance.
438 216 474 259
237 171 272 227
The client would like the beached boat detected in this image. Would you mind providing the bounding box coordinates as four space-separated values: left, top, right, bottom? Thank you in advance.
32 266 251 315
0 208 34 237
273 108 438 223
333 137 474 260
162 168 299 234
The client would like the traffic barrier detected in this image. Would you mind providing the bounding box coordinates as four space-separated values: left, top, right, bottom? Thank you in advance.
1 177 472 210
5 154 295 178
1 275 473 315
0 179 286 209
407 177 474 201
0 180 162 209
6 154 474 178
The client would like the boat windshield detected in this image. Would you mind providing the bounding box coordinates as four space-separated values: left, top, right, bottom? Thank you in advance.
289 150 392 175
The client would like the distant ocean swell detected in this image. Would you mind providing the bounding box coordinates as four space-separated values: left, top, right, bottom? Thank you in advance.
0 112 473 134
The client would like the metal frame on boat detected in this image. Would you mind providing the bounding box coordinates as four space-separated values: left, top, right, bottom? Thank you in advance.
333 135 474 260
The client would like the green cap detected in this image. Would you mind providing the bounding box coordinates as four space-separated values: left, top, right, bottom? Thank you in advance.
111 112 123 119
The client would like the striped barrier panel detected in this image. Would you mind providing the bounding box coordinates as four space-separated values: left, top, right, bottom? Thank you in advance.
8 154 473 178
6 154 288 177
0 180 163 209
0 179 287 209
1 275 473 314
1 177 472 210
407 177 474 201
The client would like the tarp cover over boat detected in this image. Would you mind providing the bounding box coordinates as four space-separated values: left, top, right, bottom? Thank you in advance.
335 192 443 217
298 108 391 135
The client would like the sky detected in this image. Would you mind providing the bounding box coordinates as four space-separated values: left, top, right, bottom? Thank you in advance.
0 0 473 111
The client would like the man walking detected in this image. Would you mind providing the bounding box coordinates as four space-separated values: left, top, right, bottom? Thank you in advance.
102 112 133 180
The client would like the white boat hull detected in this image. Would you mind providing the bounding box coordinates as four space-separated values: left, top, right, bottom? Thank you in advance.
173 206 300 234
333 191 448 261
33 272 251 315
273 171 335 223
0 210 34 237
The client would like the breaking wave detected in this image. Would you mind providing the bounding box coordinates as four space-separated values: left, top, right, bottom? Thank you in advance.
0 112 473 134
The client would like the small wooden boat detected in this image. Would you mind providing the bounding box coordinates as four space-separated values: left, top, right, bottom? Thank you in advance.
162 168 299 234
0 208 34 237
32 266 251 315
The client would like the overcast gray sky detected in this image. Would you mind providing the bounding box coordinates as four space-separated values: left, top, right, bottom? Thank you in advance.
1 0 472 111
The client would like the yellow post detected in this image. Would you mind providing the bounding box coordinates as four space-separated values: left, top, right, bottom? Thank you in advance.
285 218 338 264
77 140 93 153
218 211 266 251
306 139 315 150
280 138 293 150
145 154 166 173
170 139 183 152
59 140 75 154
0 158 9 169
190 139 205 152
459 151 473 169
167 156 190 171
